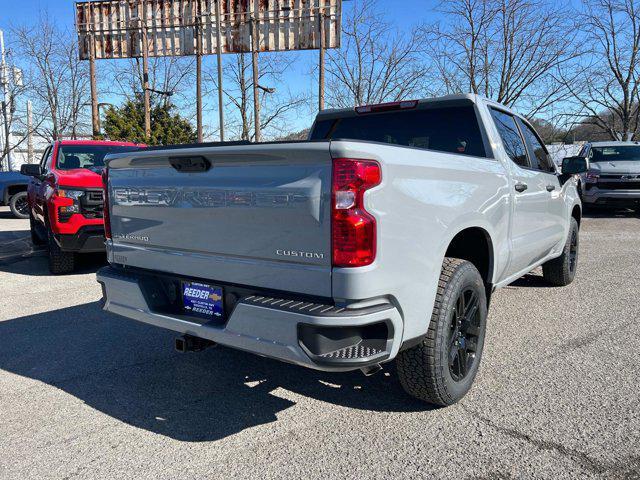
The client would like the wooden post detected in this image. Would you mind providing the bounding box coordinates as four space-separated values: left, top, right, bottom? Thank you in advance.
251 17 260 143
318 11 325 112
195 3 203 142
141 0 151 139
27 100 33 163
215 0 225 141
89 36 100 138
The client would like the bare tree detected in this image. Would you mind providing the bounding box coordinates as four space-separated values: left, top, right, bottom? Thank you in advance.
561 0 640 140
324 0 430 108
421 0 578 117
11 16 90 140
206 53 306 141
103 56 196 110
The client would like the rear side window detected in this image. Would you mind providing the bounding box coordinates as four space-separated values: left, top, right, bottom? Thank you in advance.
518 119 554 173
490 109 529 168
310 106 487 157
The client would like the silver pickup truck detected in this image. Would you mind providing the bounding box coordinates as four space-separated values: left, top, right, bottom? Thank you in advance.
97 94 586 406
575 141 640 210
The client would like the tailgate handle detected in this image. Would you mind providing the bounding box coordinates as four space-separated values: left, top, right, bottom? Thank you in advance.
169 156 211 172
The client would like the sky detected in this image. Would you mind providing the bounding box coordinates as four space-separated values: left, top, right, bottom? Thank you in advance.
0 0 433 32
0 0 440 138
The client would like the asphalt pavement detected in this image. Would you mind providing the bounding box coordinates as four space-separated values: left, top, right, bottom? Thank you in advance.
0 205 638 479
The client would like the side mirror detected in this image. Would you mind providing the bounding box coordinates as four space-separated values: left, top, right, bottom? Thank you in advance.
561 156 589 175
20 164 42 177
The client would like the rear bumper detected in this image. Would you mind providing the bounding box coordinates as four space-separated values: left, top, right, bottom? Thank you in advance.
96 266 403 372
55 226 106 253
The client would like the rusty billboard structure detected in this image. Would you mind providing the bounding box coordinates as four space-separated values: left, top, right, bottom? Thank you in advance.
75 0 342 142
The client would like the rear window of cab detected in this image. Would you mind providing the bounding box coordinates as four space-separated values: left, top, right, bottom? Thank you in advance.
310 106 487 157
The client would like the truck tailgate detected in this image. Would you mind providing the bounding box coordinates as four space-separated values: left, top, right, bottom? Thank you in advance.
105 143 332 297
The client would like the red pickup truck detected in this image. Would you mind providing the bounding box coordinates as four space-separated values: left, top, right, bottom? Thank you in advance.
21 140 142 274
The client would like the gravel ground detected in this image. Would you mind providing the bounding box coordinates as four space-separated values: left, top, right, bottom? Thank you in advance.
0 206 638 480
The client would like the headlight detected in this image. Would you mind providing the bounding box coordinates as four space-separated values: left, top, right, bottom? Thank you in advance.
57 189 85 200
585 172 599 183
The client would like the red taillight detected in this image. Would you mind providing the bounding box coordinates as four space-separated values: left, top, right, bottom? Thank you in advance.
332 158 381 267
355 100 418 114
102 169 112 239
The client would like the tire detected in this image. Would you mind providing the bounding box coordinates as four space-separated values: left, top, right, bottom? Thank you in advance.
9 191 29 219
397 258 488 406
47 223 75 274
29 214 46 246
542 217 579 287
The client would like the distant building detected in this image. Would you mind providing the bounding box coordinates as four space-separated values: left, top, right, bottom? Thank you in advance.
2 133 92 171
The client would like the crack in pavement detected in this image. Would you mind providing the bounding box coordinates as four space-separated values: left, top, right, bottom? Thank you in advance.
462 405 639 478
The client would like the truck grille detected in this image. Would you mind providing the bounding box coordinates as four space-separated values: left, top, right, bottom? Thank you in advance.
81 189 104 218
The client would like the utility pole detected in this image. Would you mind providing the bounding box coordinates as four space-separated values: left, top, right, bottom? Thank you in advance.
88 3 100 139
215 0 225 141
141 0 151 139
27 100 33 163
318 10 326 111
251 17 260 143
0 30 12 171
195 0 203 142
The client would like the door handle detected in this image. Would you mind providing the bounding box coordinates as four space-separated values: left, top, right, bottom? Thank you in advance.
546 184 556 192
514 182 528 193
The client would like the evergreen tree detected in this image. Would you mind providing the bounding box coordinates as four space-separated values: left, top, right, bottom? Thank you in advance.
103 98 197 145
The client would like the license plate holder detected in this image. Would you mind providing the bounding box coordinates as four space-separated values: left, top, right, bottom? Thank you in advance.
181 281 224 321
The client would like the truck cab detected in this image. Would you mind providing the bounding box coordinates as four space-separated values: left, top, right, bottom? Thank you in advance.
22 140 142 274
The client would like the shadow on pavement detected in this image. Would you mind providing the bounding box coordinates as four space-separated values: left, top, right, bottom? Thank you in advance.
0 228 106 275
0 301 428 443
0 210 19 220
507 271 555 289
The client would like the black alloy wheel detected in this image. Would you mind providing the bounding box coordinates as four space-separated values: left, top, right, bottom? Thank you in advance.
10 191 29 219
448 288 481 382
568 228 578 274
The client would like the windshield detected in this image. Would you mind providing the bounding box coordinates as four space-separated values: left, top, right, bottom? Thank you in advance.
310 106 487 157
57 145 140 171
590 146 640 162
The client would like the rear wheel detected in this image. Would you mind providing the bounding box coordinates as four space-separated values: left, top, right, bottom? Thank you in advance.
542 217 579 286
9 191 29 219
397 258 488 406
47 222 75 274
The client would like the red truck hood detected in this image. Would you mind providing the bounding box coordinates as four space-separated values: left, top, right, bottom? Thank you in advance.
55 168 103 189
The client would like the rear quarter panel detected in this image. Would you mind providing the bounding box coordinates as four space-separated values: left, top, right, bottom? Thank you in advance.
330 140 511 342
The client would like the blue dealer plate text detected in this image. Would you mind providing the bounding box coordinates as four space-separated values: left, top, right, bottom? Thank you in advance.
182 281 224 320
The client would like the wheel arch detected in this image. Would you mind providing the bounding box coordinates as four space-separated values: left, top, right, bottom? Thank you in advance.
444 226 495 302
3 184 27 204
571 203 582 227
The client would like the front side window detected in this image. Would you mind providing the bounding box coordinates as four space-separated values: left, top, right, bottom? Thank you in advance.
310 106 488 157
490 109 529 168
56 145 140 171
518 119 555 173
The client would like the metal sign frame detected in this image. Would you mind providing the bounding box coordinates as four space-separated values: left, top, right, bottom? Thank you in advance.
76 0 342 59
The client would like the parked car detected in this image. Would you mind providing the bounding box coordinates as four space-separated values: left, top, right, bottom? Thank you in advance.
0 170 29 219
21 140 142 274
97 94 585 406
570 141 640 210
